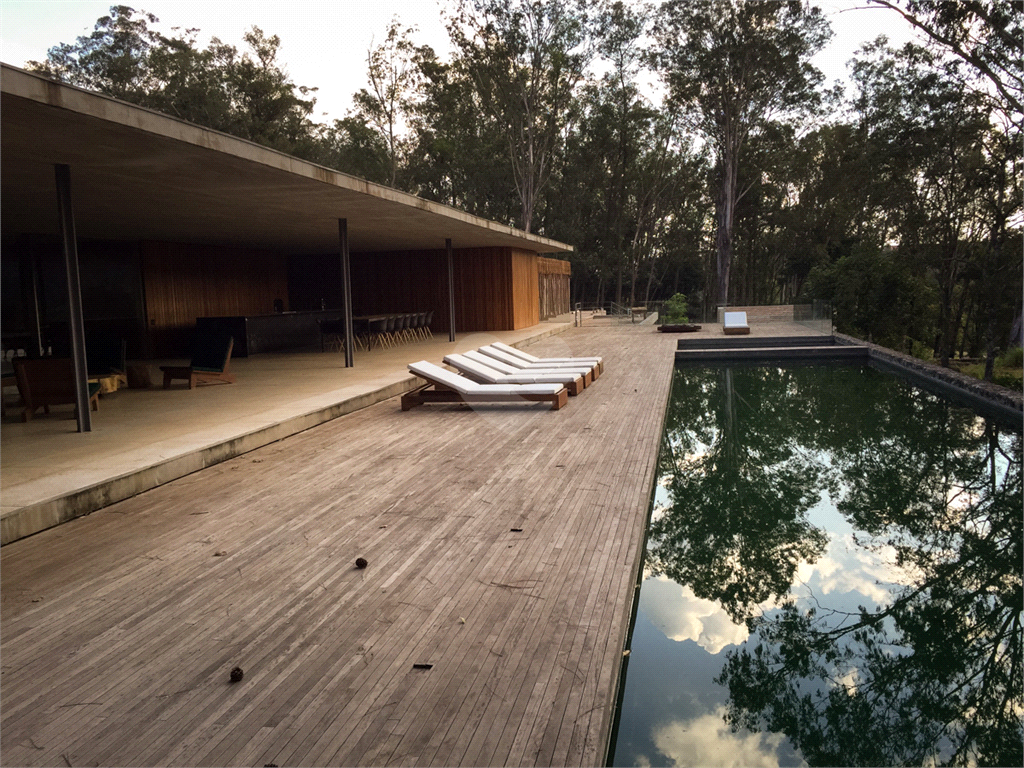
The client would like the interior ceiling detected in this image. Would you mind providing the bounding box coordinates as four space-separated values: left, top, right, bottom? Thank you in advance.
0 66 571 256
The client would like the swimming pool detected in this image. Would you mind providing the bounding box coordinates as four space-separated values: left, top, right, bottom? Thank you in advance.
609 363 1022 767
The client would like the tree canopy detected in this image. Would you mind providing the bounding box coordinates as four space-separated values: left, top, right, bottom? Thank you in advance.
25 0 1024 373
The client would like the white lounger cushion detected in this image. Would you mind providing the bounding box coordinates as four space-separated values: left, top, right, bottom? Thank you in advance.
444 354 580 385
723 311 749 329
478 346 594 373
408 361 563 396
463 350 587 377
490 341 602 364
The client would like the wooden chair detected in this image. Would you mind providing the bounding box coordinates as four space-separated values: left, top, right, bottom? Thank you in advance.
402 360 568 411
160 333 236 389
12 357 100 421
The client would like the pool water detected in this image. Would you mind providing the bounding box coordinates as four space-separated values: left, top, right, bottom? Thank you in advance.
610 364 1022 767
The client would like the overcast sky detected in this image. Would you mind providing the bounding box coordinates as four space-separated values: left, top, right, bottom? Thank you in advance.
0 0 921 123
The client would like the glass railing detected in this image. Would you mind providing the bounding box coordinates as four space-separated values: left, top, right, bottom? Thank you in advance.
794 300 833 335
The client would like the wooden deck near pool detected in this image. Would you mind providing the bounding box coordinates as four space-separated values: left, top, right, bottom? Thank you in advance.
1 323 679 767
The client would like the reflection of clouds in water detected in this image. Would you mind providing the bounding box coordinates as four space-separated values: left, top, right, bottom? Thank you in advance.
651 707 800 768
795 531 901 607
640 576 748 654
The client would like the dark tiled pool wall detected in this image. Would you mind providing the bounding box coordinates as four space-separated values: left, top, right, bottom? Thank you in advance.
676 335 836 350
834 333 1024 425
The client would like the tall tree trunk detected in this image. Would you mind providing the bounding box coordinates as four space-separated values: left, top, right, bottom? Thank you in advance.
715 147 739 308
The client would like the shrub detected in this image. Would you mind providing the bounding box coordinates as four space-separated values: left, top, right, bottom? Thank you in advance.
661 293 689 325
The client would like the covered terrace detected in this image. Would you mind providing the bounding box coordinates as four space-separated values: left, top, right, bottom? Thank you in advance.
0 63 573 542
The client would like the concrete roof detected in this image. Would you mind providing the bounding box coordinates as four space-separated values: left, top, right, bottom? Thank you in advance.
0 64 572 255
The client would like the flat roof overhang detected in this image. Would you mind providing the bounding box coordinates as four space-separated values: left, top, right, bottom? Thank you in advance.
0 64 572 255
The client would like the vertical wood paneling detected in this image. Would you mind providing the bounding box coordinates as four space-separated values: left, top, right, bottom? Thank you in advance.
510 249 539 329
141 241 288 356
350 247 542 334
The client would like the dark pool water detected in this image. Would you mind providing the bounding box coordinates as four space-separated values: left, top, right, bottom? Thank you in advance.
610 364 1022 768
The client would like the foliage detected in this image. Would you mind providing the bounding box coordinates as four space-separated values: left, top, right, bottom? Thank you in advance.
653 0 832 307
659 293 688 324
22 2 1024 356
28 6 320 158
445 0 592 233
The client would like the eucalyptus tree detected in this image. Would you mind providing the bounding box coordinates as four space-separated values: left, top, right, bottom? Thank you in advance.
28 7 320 160
406 50 520 224
445 0 593 233
852 40 1003 366
29 4 161 101
866 0 1023 123
653 0 832 309
352 18 431 188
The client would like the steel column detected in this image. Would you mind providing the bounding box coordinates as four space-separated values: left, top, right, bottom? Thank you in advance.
54 164 91 432
446 238 456 342
339 218 355 368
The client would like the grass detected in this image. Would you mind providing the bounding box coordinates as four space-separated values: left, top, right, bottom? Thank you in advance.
953 348 1024 389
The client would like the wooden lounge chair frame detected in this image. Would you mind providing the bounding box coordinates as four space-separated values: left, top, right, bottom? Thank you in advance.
12 357 100 421
402 361 568 411
160 335 237 389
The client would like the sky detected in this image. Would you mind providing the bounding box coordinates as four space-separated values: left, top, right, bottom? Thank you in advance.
0 0 922 124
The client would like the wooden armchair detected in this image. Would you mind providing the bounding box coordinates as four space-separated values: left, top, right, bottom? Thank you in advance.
12 357 100 421
160 333 236 389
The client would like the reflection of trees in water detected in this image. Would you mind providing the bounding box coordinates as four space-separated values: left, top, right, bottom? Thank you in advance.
653 365 1023 767
649 366 830 625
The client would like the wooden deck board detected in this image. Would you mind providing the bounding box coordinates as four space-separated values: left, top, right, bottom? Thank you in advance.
1 324 677 767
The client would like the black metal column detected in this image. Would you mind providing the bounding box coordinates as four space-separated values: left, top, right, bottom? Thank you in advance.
446 238 456 342
339 218 355 368
55 164 91 432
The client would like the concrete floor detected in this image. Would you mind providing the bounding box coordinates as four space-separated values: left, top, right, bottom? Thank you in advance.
1 317 587 543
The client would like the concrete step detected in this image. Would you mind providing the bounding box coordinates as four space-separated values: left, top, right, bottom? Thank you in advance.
677 335 836 350
675 345 868 362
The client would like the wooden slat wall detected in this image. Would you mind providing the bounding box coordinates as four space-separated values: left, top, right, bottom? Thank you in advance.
538 257 571 276
538 257 571 320
510 249 540 329
351 247 542 333
141 241 288 357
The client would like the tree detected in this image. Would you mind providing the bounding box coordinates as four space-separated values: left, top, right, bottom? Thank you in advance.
352 18 428 188
653 0 831 308
446 0 592 233
28 4 161 101
28 7 321 160
866 0 1024 123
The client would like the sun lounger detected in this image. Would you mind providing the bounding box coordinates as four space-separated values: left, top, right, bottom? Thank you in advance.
443 353 586 396
462 350 594 389
723 311 750 335
402 360 568 411
478 345 601 380
489 341 603 373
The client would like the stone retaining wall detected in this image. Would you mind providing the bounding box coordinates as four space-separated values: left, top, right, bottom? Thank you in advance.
835 332 1023 421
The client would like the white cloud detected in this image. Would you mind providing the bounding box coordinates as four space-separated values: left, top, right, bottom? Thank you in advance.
641 576 749 655
652 707 802 768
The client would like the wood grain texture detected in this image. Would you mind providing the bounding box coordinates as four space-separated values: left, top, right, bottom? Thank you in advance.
0 324 677 767
351 247 542 334
141 241 289 356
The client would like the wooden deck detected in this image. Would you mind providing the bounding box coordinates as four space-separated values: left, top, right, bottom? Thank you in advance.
0 324 678 767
